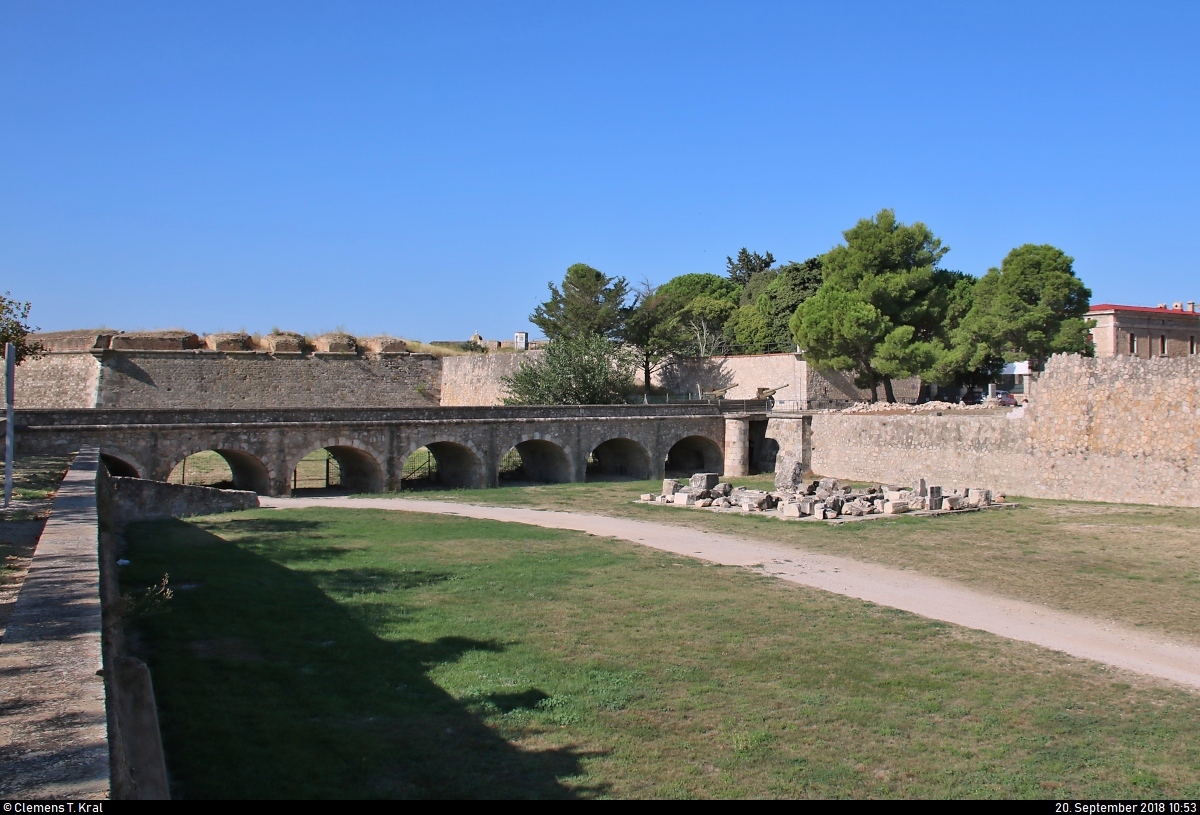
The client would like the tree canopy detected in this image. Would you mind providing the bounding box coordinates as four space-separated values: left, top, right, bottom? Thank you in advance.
501 333 638 405
656 273 739 308
0 293 42 365
655 273 740 356
756 258 824 352
530 264 630 341
942 244 1093 373
725 248 775 287
718 258 824 354
791 210 954 401
621 282 687 394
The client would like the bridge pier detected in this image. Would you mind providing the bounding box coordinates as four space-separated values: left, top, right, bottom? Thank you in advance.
723 417 750 477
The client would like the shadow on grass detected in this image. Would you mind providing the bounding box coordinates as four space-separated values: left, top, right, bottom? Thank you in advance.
203 517 327 536
121 519 601 799
486 689 551 713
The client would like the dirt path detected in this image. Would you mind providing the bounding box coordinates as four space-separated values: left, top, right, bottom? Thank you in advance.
263 496 1200 692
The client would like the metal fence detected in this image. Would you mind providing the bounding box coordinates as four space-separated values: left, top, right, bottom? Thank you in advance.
292 454 342 491
401 447 438 483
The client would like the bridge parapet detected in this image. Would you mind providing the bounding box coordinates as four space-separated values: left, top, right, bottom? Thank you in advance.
15 403 724 428
14 405 729 497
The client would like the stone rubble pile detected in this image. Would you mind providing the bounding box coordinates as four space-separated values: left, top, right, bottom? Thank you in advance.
639 474 1010 522
837 400 997 414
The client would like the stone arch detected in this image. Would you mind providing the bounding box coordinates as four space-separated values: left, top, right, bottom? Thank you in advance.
665 435 724 477
289 443 385 493
167 448 273 495
401 439 485 489
100 451 142 479
500 437 574 484
586 437 651 481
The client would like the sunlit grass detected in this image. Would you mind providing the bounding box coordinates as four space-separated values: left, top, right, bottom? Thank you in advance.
394 476 1200 645
123 507 1200 799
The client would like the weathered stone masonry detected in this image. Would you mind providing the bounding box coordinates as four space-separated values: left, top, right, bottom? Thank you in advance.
17 332 442 410
13 405 729 497
18 335 916 411
806 354 1200 507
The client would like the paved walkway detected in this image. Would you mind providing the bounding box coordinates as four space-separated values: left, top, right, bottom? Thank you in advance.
264 496 1200 692
0 449 108 799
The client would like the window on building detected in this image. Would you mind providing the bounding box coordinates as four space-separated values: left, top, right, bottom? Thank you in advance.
1160 335 1167 356
1129 334 1137 354
1192 336 1197 355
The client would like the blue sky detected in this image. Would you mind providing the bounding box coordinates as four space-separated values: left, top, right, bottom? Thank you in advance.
3 1 1197 339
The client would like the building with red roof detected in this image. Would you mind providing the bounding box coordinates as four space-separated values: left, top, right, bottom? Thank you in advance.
1086 301 1200 358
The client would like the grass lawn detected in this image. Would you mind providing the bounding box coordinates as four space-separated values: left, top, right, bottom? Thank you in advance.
394 477 1200 647
121 507 1200 799
1 455 72 641
3 453 72 502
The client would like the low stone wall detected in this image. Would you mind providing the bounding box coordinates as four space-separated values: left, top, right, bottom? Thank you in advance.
811 412 1032 494
94 466 261 798
99 476 259 527
808 354 1200 507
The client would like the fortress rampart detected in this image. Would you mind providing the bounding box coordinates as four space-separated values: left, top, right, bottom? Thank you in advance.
19 331 441 410
21 332 912 410
14 332 1198 506
809 354 1200 507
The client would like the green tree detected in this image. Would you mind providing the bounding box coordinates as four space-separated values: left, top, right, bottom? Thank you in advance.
622 282 687 395
721 258 824 355
926 271 1007 388
679 294 736 356
725 248 775 287
501 334 638 405
790 287 892 400
725 303 774 353
530 264 630 340
757 258 824 352
791 209 954 401
947 244 1093 373
656 273 740 356
656 273 740 309
0 293 42 364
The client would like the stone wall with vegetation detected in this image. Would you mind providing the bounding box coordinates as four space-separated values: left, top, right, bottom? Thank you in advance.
809 354 1200 507
657 353 919 406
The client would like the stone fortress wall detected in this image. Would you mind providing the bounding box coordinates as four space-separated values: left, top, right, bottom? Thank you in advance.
18 330 442 409
440 352 539 407
808 354 1200 507
18 351 102 409
15 330 1198 507
657 353 920 406
21 332 913 410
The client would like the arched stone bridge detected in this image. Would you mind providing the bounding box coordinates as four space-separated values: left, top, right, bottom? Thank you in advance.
13 404 769 496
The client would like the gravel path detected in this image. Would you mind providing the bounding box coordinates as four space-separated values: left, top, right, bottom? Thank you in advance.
263 496 1200 692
